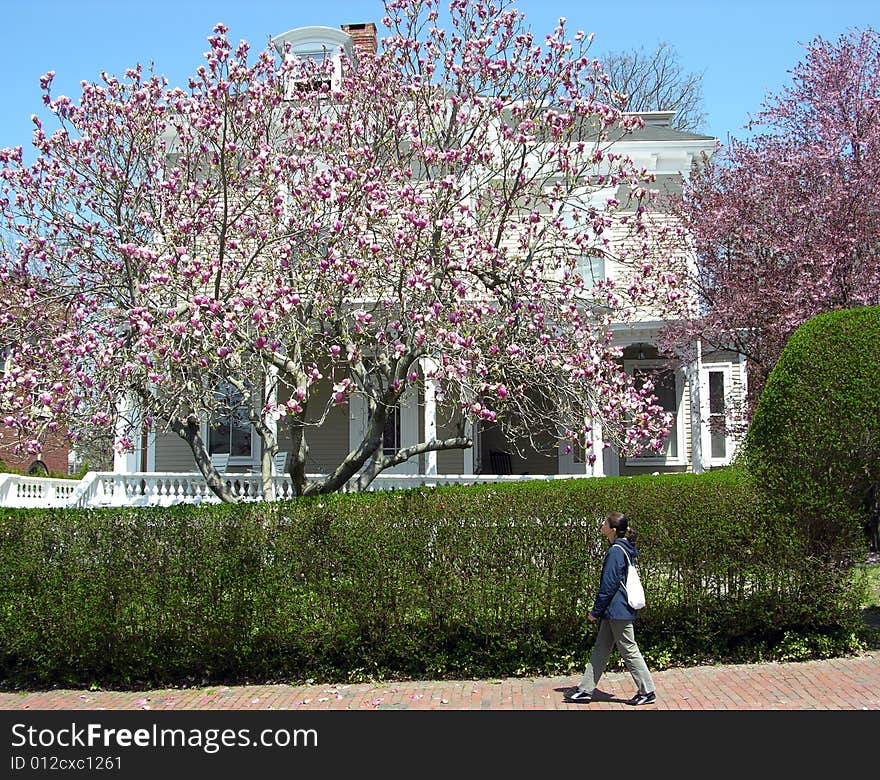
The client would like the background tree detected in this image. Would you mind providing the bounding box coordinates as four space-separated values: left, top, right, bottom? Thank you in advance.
660 27 880 412
0 0 680 501
600 41 706 131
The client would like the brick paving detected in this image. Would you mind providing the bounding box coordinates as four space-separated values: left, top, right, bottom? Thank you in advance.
1 652 878 710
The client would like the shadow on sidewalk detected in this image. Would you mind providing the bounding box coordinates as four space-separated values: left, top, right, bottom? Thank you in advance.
553 685 632 705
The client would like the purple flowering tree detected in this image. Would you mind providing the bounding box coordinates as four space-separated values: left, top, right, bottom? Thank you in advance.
659 28 880 413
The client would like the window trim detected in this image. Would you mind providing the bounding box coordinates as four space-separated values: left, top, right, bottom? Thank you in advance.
623 359 687 467
200 382 260 469
560 200 609 289
382 403 402 457
701 361 735 467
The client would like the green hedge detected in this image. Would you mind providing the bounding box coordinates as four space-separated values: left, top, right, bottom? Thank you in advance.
0 469 868 688
746 306 880 554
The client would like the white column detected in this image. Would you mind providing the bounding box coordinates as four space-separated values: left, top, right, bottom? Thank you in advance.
397 386 419 475
734 351 749 459
421 358 438 477
113 393 140 474
688 339 708 474
145 388 157 473
463 419 474 475
590 418 606 478
738 350 749 406
146 428 156 473
265 367 279 472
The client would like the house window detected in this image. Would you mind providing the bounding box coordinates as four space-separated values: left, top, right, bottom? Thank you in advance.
209 382 252 457
564 424 590 464
382 404 401 456
701 362 734 465
635 368 678 459
562 203 606 288
31 383 52 419
577 255 605 287
288 50 333 95
624 361 683 464
271 27 353 96
708 370 727 460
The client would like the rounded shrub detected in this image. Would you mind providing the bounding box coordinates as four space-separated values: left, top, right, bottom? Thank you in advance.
745 306 880 555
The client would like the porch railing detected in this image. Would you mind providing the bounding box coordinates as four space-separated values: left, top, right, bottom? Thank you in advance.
0 470 589 509
0 473 81 508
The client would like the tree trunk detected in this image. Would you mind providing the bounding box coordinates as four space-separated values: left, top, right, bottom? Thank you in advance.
171 415 240 503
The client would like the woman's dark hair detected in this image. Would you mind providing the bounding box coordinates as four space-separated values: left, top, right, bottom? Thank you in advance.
607 512 637 544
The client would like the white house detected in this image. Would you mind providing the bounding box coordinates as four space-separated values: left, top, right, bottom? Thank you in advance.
140 24 743 481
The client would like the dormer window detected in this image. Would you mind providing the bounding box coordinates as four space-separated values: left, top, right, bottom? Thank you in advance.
271 26 358 96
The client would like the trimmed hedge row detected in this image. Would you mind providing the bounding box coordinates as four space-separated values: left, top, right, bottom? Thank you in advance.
0 469 868 688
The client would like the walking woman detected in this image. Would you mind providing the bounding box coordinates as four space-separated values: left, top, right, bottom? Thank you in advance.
565 511 656 705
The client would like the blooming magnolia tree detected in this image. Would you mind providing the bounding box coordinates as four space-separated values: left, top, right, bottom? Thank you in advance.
0 0 677 501
660 28 880 411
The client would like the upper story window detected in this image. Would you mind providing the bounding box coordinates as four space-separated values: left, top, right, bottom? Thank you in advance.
577 254 606 288
270 26 358 96
560 202 607 290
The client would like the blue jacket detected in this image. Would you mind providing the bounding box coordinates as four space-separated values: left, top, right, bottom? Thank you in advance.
590 538 638 621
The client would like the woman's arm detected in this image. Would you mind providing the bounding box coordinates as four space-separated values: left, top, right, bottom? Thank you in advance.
590 545 626 618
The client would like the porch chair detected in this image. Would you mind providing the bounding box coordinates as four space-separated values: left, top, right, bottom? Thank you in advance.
272 451 289 477
489 450 513 475
210 453 230 475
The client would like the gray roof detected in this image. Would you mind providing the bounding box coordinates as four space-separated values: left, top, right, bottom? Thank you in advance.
610 124 715 143
564 113 716 144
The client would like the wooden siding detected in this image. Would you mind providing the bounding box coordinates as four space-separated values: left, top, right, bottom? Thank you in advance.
155 430 199 472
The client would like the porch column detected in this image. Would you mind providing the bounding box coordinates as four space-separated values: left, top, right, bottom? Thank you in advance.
733 351 749 460
264 366 279 469
113 393 140 474
261 367 279 500
738 350 749 402
590 417 605 478
145 428 156 472
420 358 438 476
687 339 708 474
463 419 474 475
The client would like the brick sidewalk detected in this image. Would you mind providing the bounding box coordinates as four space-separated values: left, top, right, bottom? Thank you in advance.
1 652 878 710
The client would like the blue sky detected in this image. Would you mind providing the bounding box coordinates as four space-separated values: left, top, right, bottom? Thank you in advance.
0 0 876 155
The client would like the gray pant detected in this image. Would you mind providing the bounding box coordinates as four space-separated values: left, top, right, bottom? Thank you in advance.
577 619 655 695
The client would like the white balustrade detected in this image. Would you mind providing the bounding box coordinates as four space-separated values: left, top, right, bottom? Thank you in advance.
0 474 81 508
0 470 587 509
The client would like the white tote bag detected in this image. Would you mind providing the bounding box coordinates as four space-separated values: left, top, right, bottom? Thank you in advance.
616 544 646 610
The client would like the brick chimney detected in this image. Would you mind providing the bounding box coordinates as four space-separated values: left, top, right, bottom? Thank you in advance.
340 22 377 57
